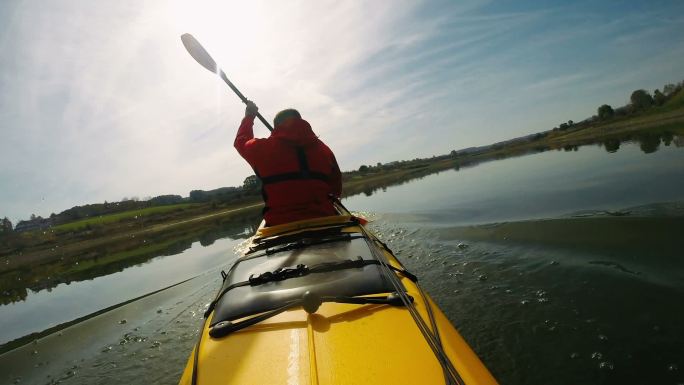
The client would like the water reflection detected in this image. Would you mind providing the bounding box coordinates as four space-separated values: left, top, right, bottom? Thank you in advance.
603 132 683 154
0 213 261 305
604 138 621 153
348 131 683 201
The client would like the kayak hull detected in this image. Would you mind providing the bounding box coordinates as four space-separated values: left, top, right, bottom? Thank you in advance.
179 216 498 385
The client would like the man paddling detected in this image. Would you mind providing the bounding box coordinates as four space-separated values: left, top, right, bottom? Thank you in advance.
234 101 342 226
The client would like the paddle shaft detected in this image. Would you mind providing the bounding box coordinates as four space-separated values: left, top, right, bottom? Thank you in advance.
218 70 273 131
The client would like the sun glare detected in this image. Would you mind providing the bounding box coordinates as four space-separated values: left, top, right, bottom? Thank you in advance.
169 0 275 118
170 0 266 74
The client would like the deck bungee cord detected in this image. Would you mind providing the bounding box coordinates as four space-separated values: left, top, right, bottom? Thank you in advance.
187 221 456 384
186 210 476 385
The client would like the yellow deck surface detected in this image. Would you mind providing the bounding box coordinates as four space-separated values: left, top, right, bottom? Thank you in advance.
179 217 498 385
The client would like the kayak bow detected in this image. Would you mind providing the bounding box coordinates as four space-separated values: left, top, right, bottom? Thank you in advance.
179 209 498 385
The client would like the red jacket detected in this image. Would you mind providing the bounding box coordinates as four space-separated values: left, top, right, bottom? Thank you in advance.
234 115 342 226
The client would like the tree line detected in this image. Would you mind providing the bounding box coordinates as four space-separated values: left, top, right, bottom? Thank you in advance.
554 80 684 131
2 175 264 234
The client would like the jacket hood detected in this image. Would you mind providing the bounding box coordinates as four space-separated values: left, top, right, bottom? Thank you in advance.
270 118 319 146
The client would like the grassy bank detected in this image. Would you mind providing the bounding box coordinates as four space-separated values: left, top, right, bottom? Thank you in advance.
0 203 263 274
51 203 200 232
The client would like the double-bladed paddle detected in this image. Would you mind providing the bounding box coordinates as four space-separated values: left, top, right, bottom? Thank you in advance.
181 33 274 131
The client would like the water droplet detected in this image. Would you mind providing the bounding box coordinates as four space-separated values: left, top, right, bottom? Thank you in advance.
453 289 460 294
505 289 512 294
598 334 608 342
31 350 38 355
598 361 614 370
667 363 679 372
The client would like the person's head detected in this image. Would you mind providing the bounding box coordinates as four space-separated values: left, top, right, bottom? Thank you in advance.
273 109 301 129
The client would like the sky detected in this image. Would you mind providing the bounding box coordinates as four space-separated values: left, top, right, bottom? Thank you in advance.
1 0 684 222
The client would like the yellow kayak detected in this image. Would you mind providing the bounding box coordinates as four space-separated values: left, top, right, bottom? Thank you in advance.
179 208 498 385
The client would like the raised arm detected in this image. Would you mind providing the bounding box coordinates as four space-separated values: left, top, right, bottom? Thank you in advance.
234 101 261 161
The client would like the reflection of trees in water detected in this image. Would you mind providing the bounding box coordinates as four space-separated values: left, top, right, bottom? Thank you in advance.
602 131 680 154
604 138 620 153
675 135 684 147
0 212 262 305
637 133 661 154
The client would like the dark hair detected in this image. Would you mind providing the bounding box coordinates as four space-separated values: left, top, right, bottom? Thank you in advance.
273 109 301 128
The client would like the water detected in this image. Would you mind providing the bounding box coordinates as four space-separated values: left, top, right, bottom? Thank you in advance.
1 141 684 384
346 142 684 384
0 237 237 345
344 141 684 224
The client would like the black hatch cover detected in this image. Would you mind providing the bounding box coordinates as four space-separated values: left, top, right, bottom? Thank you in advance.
211 237 396 325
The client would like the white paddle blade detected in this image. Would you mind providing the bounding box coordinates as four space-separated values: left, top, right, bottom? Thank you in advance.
181 33 217 73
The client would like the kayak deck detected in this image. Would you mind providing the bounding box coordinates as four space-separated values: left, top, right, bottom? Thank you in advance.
179 215 498 385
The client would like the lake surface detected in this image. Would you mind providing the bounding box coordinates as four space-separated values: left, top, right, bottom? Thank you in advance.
1 139 684 385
